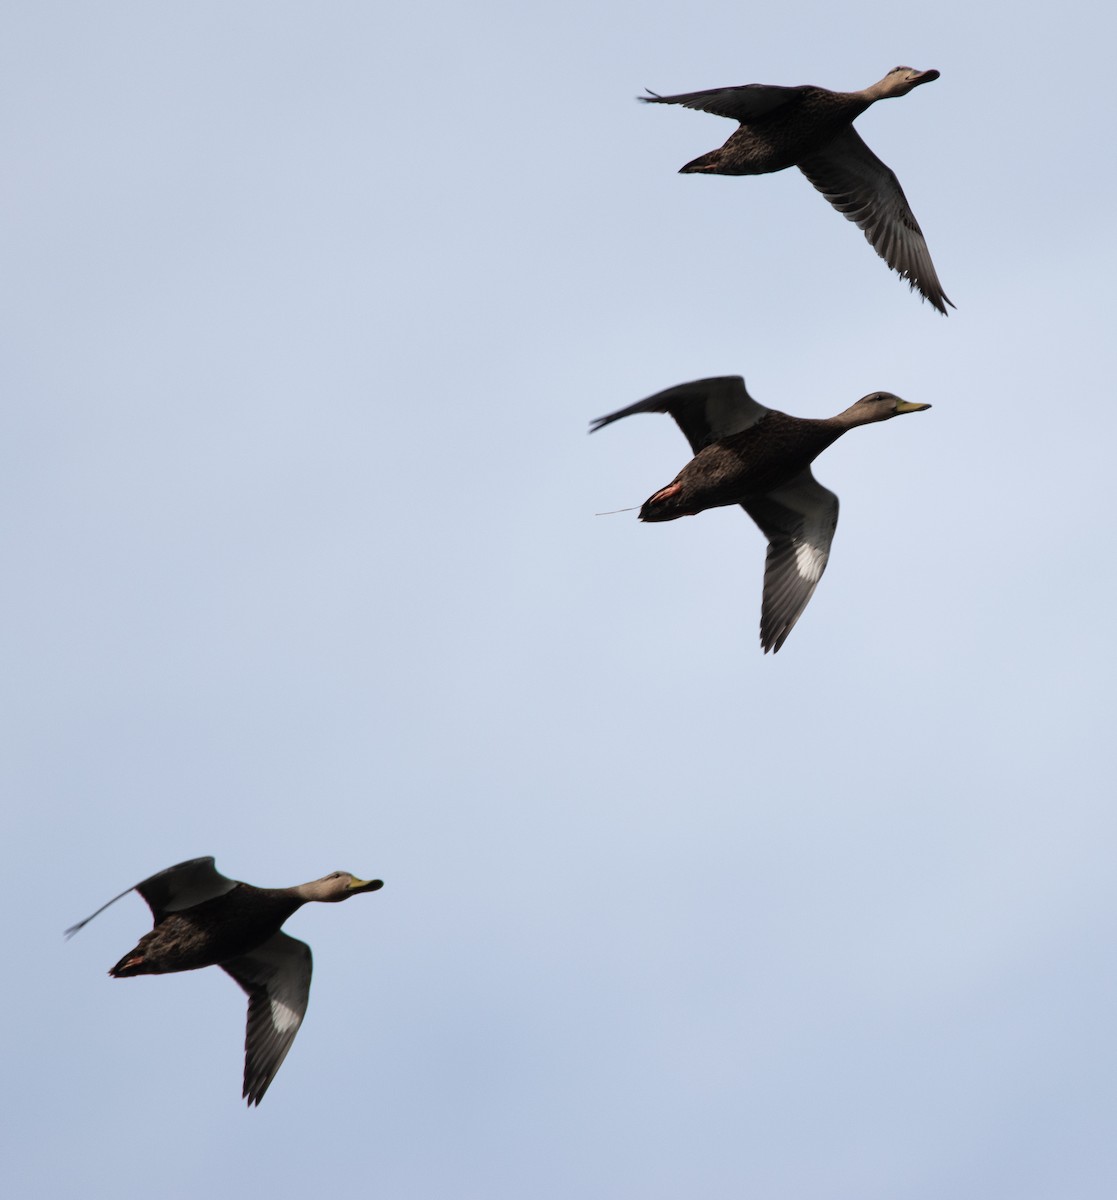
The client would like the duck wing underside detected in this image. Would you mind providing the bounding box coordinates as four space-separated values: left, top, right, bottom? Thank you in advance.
64 855 239 938
797 127 952 313
135 857 241 921
222 931 313 1106
641 83 806 124
590 376 769 455
741 470 839 653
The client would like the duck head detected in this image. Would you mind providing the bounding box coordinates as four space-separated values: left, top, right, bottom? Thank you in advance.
298 872 385 903
839 391 932 427
872 66 941 99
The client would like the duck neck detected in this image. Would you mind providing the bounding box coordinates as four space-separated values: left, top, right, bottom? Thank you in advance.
287 881 327 905
248 885 309 918
799 415 852 452
855 74 910 105
798 416 859 457
825 89 876 121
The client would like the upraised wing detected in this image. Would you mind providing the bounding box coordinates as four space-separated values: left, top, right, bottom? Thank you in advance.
590 376 769 455
798 127 952 314
222 931 313 1106
741 470 839 653
640 83 806 124
65 856 239 938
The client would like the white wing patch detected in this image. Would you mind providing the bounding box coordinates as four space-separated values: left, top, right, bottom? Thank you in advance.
270 995 301 1033
794 540 826 582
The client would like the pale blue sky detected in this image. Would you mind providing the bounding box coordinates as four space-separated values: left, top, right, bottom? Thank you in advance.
5 2 1116 1197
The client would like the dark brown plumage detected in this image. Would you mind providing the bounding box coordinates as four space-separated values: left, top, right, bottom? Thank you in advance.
66 857 384 1105
642 66 952 313
591 376 930 652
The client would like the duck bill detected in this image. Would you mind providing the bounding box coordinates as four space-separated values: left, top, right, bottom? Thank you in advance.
913 69 940 84
895 400 931 413
347 877 384 893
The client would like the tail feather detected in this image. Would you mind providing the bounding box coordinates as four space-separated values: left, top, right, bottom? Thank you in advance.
679 150 723 174
639 483 694 522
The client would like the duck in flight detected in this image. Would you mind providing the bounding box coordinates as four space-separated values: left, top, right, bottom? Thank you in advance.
642 67 951 313
66 857 384 1105
591 376 930 652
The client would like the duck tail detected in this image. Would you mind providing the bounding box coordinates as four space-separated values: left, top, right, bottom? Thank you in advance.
639 482 693 522
109 949 149 978
679 150 724 174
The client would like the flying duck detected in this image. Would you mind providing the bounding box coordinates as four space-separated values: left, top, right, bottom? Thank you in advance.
591 375 930 651
66 857 384 1104
642 67 951 312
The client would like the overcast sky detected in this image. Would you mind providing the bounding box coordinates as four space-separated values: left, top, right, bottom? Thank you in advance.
5 2 1117 1197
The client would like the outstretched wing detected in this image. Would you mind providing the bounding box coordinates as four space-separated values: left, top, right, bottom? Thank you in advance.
640 83 806 124
135 857 240 921
741 470 839 653
222 931 313 1106
64 856 238 938
590 376 769 455
798 127 952 313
